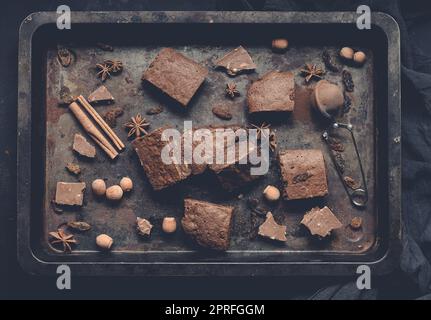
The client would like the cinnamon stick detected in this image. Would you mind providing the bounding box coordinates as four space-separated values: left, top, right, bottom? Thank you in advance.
77 95 125 151
69 102 118 159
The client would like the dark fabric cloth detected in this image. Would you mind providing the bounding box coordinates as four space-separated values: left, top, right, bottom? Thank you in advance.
255 0 431 298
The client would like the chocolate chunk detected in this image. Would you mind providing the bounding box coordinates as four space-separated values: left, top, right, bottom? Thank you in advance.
87 85 115 104
136 217 153 237
258 212 287 242
72 133 96 158
132 127 191 190
215 46 256 76
55 182 86 206
278 149 328 200
212 104 232 120
65 162 81 175
182 199 234 250
146 106 164 115
102 107 124 128
301 206 342 237
142 48 208 106
247 71 295 113
59 86 75 105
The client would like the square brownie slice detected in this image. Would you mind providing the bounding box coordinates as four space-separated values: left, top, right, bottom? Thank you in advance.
132 127 191 190
247 71 295 113
182 199 235 251
142 48 208 106
278 149 328 200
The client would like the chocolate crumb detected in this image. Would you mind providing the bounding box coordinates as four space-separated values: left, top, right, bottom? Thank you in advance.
334 152 346 174
344 176 360 189
342 70 354 92
322 50 340 72
212 104 232 120
102 107 124 128
146 106 164 115
65 162 81 175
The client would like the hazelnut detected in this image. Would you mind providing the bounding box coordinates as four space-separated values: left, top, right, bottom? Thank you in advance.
272 38 289 52
119 177 133 192
263 185 280 201
340 47 354 60
96 234 113 250
162 217 177 233
106 185 123 201
312 80 344 118
91 179 106 196
353 51 366 65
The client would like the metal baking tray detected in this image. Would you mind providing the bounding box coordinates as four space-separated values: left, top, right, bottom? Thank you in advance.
17 11 401 276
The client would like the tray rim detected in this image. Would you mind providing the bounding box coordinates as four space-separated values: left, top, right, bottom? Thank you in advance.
17 10 401 276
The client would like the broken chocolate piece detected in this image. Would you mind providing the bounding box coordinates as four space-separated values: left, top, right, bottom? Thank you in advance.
215 46 256 76
136 217 153 237
87 85 115 104
59 86 75 105
132 127 191 190
72 133 96 158
247 71 295 113
258 212 287 242
212 104 232 120
146 106 164 115
278 149 328 200
182 198 234 250
142 48 208 106
65 162 81 175
102 107 124 128
55 182 86 206
301 206 342 237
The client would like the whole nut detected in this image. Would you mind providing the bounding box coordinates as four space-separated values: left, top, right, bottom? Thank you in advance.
353 51 367 65
263 185 280 201
162 217 177 233
340 47 354 60
106 185 123 201
272 38 289 52
119 177 133 192
96 234 113 250
91 179 106 196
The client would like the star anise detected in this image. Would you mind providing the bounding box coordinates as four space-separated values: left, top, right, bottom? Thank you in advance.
96 63 111 81
225 83 240 99
104 59 123 73
124 114 150 138
49 229 77 252
300 63 325 83
248 122 271 140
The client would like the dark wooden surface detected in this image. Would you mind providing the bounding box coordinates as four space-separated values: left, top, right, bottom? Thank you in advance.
1 0 426 300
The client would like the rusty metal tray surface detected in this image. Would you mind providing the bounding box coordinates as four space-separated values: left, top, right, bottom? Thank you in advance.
17 11 401 276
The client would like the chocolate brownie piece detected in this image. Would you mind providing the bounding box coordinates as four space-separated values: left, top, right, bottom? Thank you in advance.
142 48 208 106
278 149 328 200
132 127 191 190
182 199 235 250
301 206 342 237
247 71 295 113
